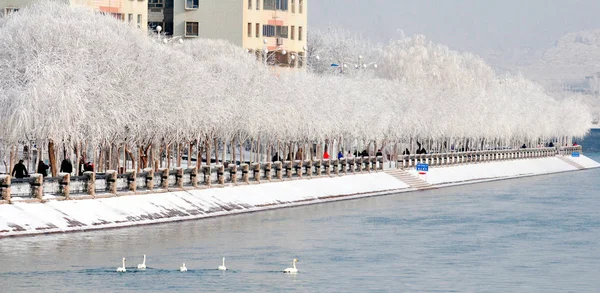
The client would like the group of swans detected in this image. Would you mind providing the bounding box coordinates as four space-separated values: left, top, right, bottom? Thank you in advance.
117 256 298 273
117 255 229 272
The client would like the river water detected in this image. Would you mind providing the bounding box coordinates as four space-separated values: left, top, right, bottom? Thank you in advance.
1 131 599 292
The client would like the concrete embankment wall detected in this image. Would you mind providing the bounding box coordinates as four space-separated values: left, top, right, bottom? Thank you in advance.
0 155 597 238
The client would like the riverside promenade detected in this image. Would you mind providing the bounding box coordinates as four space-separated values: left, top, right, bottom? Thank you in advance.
0 146 596 238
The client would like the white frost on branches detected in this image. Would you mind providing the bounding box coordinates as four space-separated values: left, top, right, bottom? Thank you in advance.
0 1 592 158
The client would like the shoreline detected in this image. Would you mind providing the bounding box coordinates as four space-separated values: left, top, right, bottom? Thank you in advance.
0 155 598 239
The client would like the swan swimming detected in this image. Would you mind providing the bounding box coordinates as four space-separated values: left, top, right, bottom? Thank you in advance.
283 259 299 274
218 257 227 271
116 257 126 273
137 254 146 270
180 263 188 272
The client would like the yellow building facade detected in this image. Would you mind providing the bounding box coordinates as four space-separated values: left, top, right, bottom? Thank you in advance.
1 0 148 31
148 0 307 69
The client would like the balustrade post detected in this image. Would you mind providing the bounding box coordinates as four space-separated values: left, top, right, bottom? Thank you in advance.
106 170 117 194
340 158 346 175
144 168 155 190
314 160 321 177
284 161 292 179
275 162 283 180
174 167 183 188
127 169 137 192
252 163 260 183
264 162 272 181
294 160 304 178
230 165 238 184
187 167 198 187
241 164 249 183
83 171 95 197
59 172 71 198
0 175 11 202
31 174 44 200
158 168 168 189
215 165 224 185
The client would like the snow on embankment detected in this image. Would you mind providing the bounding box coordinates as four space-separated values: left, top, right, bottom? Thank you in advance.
0 156 597 238
406 155 600 186
0 173 408 238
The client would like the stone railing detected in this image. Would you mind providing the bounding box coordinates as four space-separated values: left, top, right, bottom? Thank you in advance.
0 146 584 203
0 157 385 202
397 147 570 169
558 146 583 156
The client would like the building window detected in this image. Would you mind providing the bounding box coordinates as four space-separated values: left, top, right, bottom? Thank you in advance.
299 0 303 13
148 0 164 8
263 0 288 11
137 14 142 27
111 13 124 21
3 7 18 16
291 25 295 40
298 26 303 41
185 22 199 37
291 0 295 13
263 25 275 37
256 0 260 10
256 23 260 38
128 14 133 22
248 23 252 37
276 26 288 38
248 0 252 10
186 0 199 9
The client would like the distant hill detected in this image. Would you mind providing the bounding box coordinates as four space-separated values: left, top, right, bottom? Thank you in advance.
522 29 600 82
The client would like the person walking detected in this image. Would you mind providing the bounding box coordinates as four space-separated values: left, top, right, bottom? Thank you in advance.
60 158 73 174
295 148 303 161
12 160 28 179
337 151 344 159
37 160 50 177
323 150 330 159
347 151 354 159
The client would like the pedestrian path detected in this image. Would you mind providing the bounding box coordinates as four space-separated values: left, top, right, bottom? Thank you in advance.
385 169 435 190
556 156 586 170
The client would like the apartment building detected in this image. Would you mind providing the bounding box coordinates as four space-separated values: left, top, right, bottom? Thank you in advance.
148 0 308 68
1 0 148 31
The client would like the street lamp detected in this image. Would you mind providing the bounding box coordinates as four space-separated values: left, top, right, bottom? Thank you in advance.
156 25 162 41
262 39 287 67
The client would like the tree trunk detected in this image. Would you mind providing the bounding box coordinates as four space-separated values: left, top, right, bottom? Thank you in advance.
213 138 219 165
48 140 58 177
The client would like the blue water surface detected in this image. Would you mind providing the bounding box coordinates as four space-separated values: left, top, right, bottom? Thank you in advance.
0 130 599 292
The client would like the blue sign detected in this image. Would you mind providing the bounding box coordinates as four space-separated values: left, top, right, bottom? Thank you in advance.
572 152 580 157
416 163 429 172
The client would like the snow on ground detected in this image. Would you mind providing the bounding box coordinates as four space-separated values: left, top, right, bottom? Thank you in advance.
0 156 597 238
406 155 595 186
0 173 408 237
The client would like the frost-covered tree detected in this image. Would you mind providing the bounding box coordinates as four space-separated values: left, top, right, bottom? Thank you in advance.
0 1 592 175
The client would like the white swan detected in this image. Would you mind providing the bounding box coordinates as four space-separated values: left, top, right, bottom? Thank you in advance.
137 254 146 270
117 257 126 273
218 257 227 271
283 259 298 274
180 263 188 272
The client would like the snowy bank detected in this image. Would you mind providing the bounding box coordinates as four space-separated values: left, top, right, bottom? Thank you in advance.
0 155 597 238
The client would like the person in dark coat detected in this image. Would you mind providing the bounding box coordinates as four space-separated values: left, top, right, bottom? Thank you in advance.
360 150 369 157
84 162 94 172
272 152 282 162
60 158 73 173
403 148 410 155
12 160 28 178
37 160 49 177
376 149 383 157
